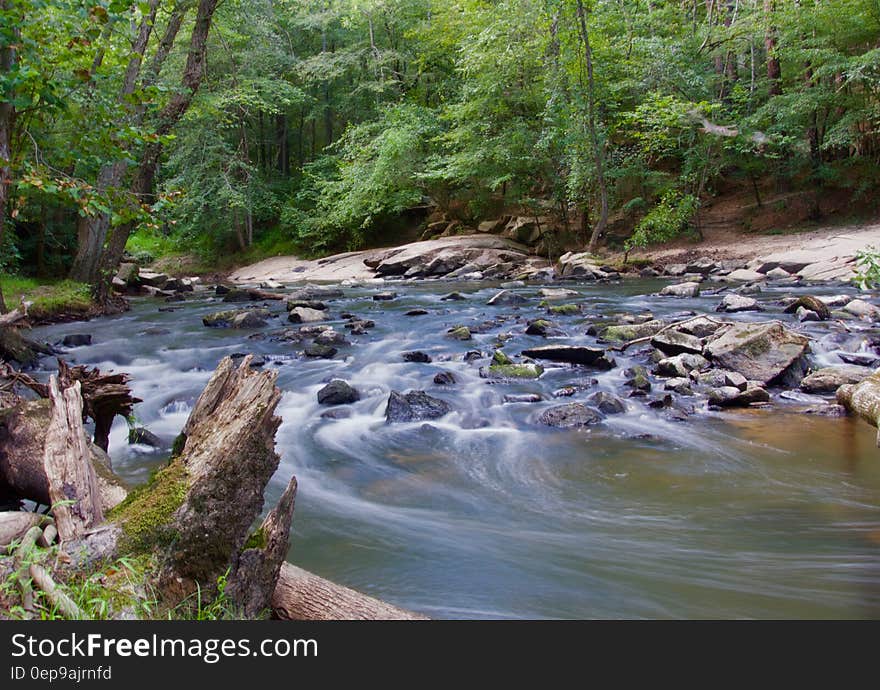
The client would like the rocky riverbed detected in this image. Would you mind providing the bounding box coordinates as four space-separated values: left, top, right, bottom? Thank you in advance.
24 268 880 618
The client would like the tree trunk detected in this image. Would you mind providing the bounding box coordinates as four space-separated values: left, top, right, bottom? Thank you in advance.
764 0 782 95
0 0 17 315
838 371 880 446
69 0 161 284
93 0 220 304
43 377 104 541
574 0 608 254
272 563 429 620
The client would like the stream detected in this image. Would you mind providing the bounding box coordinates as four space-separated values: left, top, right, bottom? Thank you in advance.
31 278 880 619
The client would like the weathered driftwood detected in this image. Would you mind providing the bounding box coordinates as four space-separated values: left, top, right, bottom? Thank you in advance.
0 300 29 327
838 370 880 445
152 355 288 614
272 562 428 620
0 398 128 511
0 511 46 547
43 377 104 541
29 563 84 619
226 476 297 618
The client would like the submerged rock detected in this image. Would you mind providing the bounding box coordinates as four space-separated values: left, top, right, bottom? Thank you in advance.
587 391 626 414
503 394 543 404
61 334 92 348
702 322 810 386
433 371 457 385
317 380 360 405
538 403 602 429
403 351 432 363
385 390 452 423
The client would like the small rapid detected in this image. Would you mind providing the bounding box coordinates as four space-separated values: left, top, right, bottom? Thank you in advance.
30 278 880 618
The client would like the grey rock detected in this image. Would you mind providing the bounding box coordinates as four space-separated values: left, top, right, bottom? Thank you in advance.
650 330 703 356
385 390 452 423
317 380 360 405
703 322 810 386
538 403 603 428
660 282 700 298
520 345 616 369
587 391 626 414
800 366 870 393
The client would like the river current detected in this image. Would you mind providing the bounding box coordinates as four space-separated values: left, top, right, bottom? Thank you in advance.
31 278 880 618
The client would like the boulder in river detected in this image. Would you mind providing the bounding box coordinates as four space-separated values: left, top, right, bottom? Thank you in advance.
385 390 452 423
286 300 327 311
373 291 397 301
433 371 456 385
783 296 831 320
314 329 348 346
660 282 700 298
843 299 880 321
317 380 360 405
624 365 652 392
447 326 472 341
702 322 810 386
538 288 578 299
61 334 92 348
656 353 709 378
650 330 703 356
716 294 761 313
587 391 626 414
538 403 603 429
128 427 162 447
800 366 871 394
521 345 616 370
289 307 327 324
203 308 269 328
708 385 770 407
486 350 544 379
403 351 432 363
503 394 543 404
304 343 337 358
601 320 666 342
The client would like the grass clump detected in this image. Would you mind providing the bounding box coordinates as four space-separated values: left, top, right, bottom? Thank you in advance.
0 275 93 320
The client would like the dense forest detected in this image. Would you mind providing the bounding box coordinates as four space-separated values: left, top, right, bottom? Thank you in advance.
1 0 879 308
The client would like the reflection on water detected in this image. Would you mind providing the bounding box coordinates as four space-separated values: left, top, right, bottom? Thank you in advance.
30 279 880 618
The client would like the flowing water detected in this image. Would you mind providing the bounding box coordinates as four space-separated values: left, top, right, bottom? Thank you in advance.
30 279 880 619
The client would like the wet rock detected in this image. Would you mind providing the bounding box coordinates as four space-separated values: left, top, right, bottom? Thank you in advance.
317 380 360 405
677 316 722 338
486 350 544 379
800 365 870 393
601 320 666 342
587 391 626 414
406 309 428 316
703 322 810 386
385 390 452 423
843 299 880 321
525 319 559 337
804 403 848 417
373 291 397 301
286 300 327 311
288 307 326 324
818 294 852 308
650 330 703 356
656 353 709 378
624 365 652 392
128 427 162 447
686 258 717 276
737 283 763 295
716 294 761 313
665 264 688 276
708 385 770 407
321 408 352 420
546 304 580 316
796 306 820 322
433 371 457 385
61 334 92 348
663 378 694 396
314 329 348 346
203 308 269 328
441 292 467 301
784 295 831 320
304 343 337 358
221 289 257 302
230 353 266 367
214 284 231 296
447 326 472 341
538 403 603 429
640 267 660 278
521 345 616 369
487 289 527 306
503 394 543 404
838 352 880 367
260 279 283 289
403 351 432 363
116 262 139 285
539 287 578 299
344 319 375 334
660 282 700 298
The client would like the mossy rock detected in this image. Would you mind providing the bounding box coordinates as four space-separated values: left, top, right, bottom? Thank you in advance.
488 363 544 379
547 304 580 316
448 326 472 341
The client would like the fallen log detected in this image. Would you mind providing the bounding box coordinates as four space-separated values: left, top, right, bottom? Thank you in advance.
0 511 48 548
838 369 880 445
0 328 53 368
43 376 104 541
0 398 128 511
272 563 428 620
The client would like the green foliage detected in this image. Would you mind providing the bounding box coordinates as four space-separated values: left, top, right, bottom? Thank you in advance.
853 246 880 290
625 192 701 252
0 275 92 319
